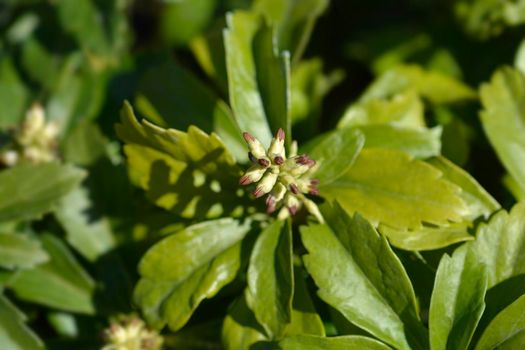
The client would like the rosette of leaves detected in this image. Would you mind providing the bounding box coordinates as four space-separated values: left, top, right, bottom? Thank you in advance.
115 5 525 349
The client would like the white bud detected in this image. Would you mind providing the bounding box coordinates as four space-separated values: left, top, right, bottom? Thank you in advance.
1 150 19 166
268 128 285 159
303 198 324 223
243 132 267 159
253 171 278 198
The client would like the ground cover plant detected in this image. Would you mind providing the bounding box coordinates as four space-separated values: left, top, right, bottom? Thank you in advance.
0 0 525 349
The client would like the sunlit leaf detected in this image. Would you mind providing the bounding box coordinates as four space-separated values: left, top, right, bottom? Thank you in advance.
480 66 525 195
134 218 251 330
320 149 468 230
247 220 293 339
301 205 427 349
429 245 487 350
475 293 525 350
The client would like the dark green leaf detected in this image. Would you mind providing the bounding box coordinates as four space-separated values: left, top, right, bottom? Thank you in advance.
0 162 85 223
136 58 246 161
475 293 525 350
0 294 43 350
247 220 293 339
284 266 325 337
253 22 291 145
0 233 48 270
279 335 392 350
224 11 275 146
54 187 116 262
320 148 468 230
134 218 251 330
9 235 95 314
429 245 487 350
222 294 268 350
0 58 29 127
253 0 329 63
301 205 426 350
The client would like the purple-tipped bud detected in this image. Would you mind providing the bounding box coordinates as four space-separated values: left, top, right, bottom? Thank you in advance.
295 154 308 165
306 159 316 167
243 132 255 143
288 205 298 216
310 179 320 185
274 156 284 165
289 183 299 194
253 187 265 198
266 196 277 214
242 131 267 159
239 175 252 185
276 128 285 141
309 187 320 196
258 158 270 167
248 152 257 163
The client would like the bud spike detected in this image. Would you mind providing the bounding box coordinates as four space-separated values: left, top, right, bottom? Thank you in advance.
276 128 285 141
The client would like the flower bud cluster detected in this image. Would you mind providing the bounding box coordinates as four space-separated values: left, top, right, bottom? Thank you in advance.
240 128 324 223
0 104 60 167
102 316 163 350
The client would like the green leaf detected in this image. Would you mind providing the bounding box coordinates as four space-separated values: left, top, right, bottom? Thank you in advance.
380 222 474 252
54 187 115 262
9 235 95 314
135 58 246 162
429 245 488 350
224 11 285 146
320 148 468 230
279 335 392 350
0 162 86 223
116 102 245 219
253 0 329 63
0 58 29 127
284 266 325 337
379 156 500 251
480 66 525 195
253 22 291 145
21 37 60 89
427 156 500 219
359 125 442 159
134 218 251 331
475 293 525 350
222 294 268 350
468 202 525 288
159 0 217 46
291 58 344 136
0 234 48 270
247 220 293 339
301 205 427 350
361 65 476 105
62 121 109 166
307 128 364 184
0 294 43 350
338 90 426 129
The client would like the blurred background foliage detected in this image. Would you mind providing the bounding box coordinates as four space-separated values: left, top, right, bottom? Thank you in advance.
1 0 525 348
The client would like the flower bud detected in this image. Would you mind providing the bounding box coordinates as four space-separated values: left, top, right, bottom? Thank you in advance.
268 128 285 159
243 132 267 159
253 171 278 198
284 193 301 215
239 165 266 185
303 198 324 223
